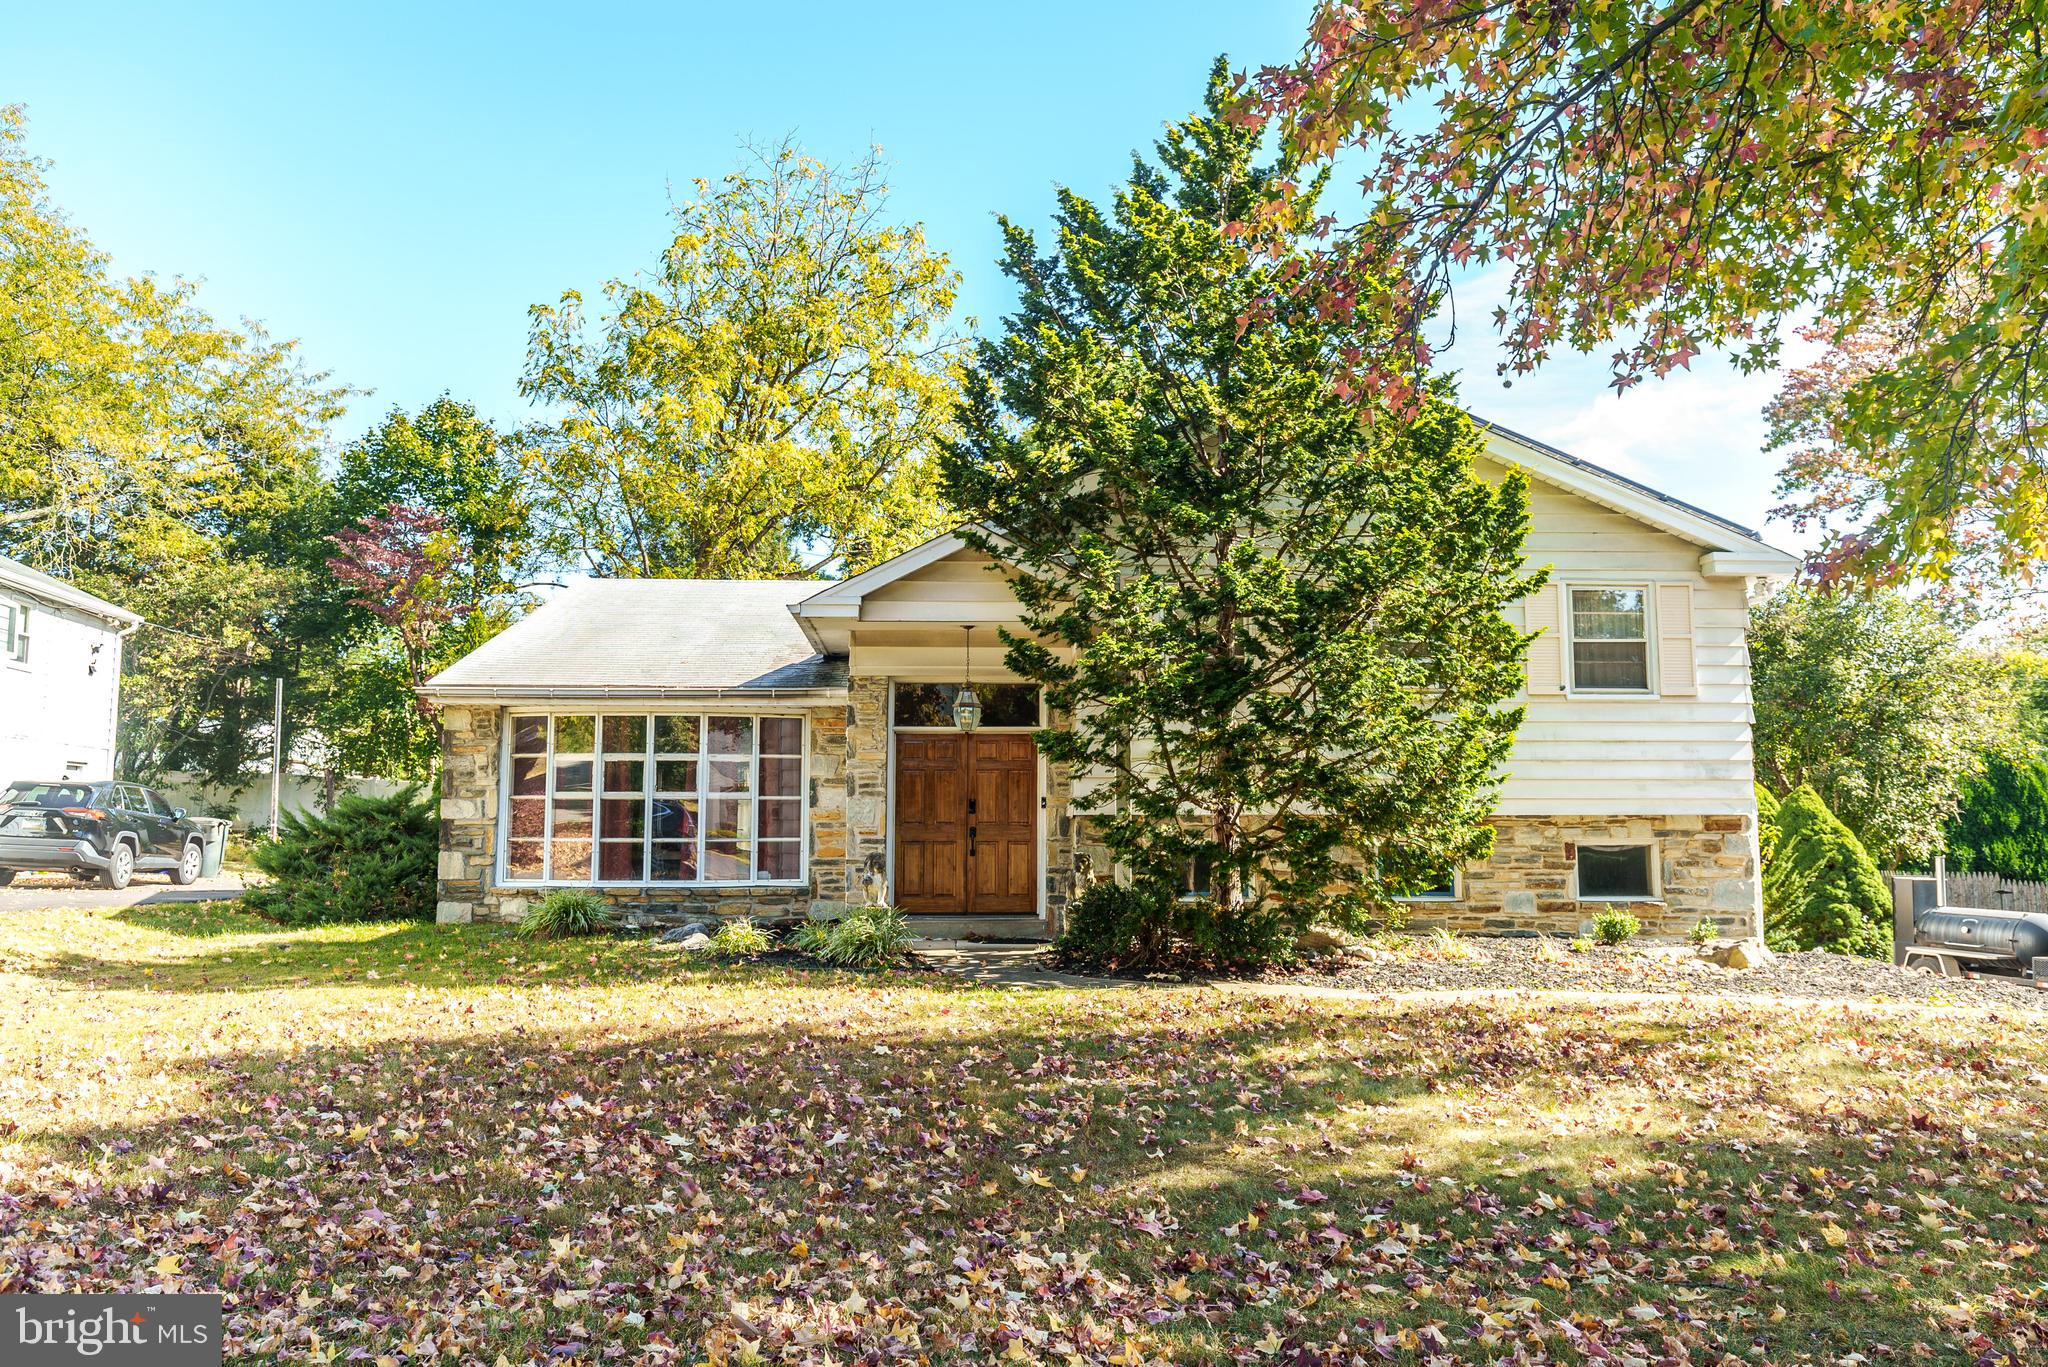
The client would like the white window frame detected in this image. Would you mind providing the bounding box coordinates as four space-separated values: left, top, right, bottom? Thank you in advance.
1573 840 1661 902
496 709 809 889
2 602 27 665
1393 869 1462 903
1562 581 1657 697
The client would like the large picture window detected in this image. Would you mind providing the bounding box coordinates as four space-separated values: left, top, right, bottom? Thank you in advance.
1567 587 1651 692
504 713 804 885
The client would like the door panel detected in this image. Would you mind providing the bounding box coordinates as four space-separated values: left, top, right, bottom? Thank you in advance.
966 734 1036 914
892 731 1038 915
894 734 968 914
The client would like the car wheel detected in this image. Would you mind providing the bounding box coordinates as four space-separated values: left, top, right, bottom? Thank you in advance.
171 840 203 886
100 842 134 891
0 869 14 887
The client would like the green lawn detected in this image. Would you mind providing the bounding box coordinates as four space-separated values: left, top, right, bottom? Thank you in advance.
0 906 2043 1365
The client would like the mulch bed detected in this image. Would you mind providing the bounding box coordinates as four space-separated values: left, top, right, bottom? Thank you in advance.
1265 937 2048 1007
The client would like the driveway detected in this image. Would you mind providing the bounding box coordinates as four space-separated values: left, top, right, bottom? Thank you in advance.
0 871 246 912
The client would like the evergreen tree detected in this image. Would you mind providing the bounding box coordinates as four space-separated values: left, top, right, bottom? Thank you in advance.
1945 755 2048 883
1766 786 1893 959
943 62 1541 936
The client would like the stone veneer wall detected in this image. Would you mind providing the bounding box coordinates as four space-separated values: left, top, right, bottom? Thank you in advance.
435 687 1080 929
1061 811 1761 940
435 702 858 926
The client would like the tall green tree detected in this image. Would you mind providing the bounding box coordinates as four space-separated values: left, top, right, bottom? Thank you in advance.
1749 585 2012 864
0 105 350 786
1945 755 2048 884
1254 0 2048 587
519 141 963 579
943 63 1541 931
305 400 538 781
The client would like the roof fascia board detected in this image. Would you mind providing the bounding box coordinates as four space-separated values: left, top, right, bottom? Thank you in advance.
418 684 850 704
1480 427 1793 557
794 529 976 611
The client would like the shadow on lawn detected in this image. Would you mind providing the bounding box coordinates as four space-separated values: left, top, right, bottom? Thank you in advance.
25 913 993 995
5 982 2044 1362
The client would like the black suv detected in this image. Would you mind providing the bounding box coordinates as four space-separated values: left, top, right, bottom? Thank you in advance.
0 781 206 889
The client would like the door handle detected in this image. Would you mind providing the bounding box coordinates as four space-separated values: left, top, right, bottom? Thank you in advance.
968 825 977 857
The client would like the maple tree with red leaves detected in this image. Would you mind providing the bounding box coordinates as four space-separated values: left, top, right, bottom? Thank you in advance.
1253 0 2048 586
325 504 468 716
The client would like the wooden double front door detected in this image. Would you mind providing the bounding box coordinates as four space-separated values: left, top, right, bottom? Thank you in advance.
894 732 1037 915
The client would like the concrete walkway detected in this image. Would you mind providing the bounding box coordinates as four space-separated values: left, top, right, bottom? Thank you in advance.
911 940 1126 989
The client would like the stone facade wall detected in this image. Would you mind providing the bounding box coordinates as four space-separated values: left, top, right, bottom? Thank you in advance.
1060 811 1761 941
1405 813 1760 939
436 697 1754 939
435 702 861 926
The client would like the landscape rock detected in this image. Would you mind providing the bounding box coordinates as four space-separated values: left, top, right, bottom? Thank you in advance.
1709 940 1776 970
660 928 714 949
1295 929 1350 957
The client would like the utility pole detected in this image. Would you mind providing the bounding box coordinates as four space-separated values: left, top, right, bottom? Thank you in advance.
269 676 284 840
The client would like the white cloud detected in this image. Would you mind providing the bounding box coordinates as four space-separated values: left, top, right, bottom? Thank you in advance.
1435 265 1823 551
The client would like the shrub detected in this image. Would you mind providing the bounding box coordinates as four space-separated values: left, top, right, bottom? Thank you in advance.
1054 880 1297 973
797 905 914 968
1765 786 1893 957
1688 918 1717 946
1591 907 1640 946
245 786 435 926
1055 881 1175 969
708 917 773 957
519 888 620 939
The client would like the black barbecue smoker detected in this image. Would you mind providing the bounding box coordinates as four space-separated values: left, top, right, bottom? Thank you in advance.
1893 858 2048 985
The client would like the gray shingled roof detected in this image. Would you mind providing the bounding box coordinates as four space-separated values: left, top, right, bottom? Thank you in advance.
423 579 847 699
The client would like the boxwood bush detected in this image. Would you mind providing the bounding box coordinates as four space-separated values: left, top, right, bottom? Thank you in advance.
245 786 436 925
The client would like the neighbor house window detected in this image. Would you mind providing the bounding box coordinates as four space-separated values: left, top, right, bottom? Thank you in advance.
2 603 26 663
1576 843 1656 901
893 683 1041 728
1567 587 1650 691
504 713 804 884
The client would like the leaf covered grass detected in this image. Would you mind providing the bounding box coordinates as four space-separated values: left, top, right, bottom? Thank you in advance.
0 906 2044 1364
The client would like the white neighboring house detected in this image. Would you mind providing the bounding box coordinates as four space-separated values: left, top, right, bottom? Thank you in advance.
0 556 141 789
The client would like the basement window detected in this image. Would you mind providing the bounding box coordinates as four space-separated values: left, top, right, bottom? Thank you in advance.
1575 843 1656 901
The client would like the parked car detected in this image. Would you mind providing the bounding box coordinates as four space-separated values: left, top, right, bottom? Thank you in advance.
0 780 205 889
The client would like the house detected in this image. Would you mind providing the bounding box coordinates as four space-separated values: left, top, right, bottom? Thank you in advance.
422 426 1801 939
0 556 141 789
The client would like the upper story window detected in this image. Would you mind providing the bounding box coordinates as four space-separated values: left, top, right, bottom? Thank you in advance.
1568 587 1649 692
503 712 805 885
2 602 27 663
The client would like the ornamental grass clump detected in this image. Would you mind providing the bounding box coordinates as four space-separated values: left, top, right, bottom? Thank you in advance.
708 917 773 957
519 888 620 940
796 905 914 968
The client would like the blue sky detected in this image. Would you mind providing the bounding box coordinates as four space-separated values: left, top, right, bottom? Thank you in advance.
5 0 1808 549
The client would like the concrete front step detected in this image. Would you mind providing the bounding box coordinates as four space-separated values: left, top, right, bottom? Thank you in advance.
904 915 1051 942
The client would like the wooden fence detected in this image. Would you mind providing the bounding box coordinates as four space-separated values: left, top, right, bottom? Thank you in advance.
1889 870 2048 917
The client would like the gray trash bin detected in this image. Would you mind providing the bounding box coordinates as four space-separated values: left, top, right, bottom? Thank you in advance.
195 818 231 878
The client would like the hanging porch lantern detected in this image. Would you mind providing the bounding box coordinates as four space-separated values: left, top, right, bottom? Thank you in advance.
953 625 983 733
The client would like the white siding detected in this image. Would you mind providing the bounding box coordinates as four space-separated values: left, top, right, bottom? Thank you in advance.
1497 471 1756 816
858 549 1025 622
847 478 1766 820
0 598 126 788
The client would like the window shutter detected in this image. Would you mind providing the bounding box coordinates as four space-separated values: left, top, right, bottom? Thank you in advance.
1524 585 1564 695
1656 582 1698 696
